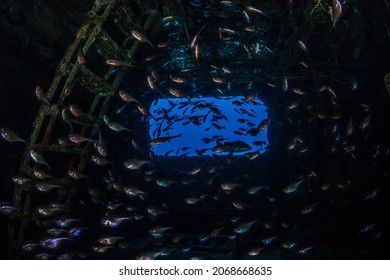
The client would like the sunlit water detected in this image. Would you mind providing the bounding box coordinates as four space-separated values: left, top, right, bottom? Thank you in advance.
149 96 268 156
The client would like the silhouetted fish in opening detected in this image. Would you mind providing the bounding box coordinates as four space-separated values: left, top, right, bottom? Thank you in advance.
212 140 251 153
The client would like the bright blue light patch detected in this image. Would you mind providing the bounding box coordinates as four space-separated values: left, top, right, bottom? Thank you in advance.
149 96 269 156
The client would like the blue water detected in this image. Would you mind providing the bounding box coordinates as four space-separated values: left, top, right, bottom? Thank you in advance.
149 96 268 156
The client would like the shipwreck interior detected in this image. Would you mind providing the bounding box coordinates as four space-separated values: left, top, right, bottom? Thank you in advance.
0 0 389 260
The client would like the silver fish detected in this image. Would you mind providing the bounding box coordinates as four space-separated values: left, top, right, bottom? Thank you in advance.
234 220 257 233
283 180 304 193
40 237 69 249
124 158 149 170
131 30 153 46
35 182 63 192
332 0 342 28
1 128 26 143
30 150 51 169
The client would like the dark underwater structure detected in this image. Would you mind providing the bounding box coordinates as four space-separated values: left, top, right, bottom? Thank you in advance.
0 0 389 260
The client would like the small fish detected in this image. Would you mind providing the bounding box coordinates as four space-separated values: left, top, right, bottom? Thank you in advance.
283 180 304 193
69 227 87 238
35 182 62 192
247 185 268 194
190 23 207 49
98 235 125 246
219 27 236 35
248 247 264 256
30 150 51 169
35 253 52 260
212 76 226 84
245 6 271 18
265 46 275 55
54 217 80 228
136 248 173 260
40 237 69 249
232 200 247 210
95 132 107 157
61 108 73 131
46 228 68 237
131 30 153 46
298 246 313 255
185 196 204 205
118 90 139 103
298 40 309 54
12 176 31 185
220 182 242 191
77 48 86 64
282 242 298 249
300 201 320 214
162 15 175 22
69 104 85 118
245 91 256 101
147 206 167 218
292 88 306 95
0 205 19 215
185 167 202 176
242 10 251 25
299 61 309 68
68 169 88 180
91 154 111 166
35 86 50 105
156 178 177 188
169 74 188 84
123 186 146 199
257 119 269 131
262 236 277 245
150 134 182 145
210 226 224 237
168 88 189 99
346 118 354 136
147 75 158 91
360 114 372 131
64 83 74 97
364 189 378 201
282 78 288 92
194 44 199 61
149 226 173 238
21 243 39 252
106 59 133 67
68 134 95 144
33 168 53 180
220 1 233 6
234 131 245 136
103 116 131 132
234 220 257 233
1 128 26 143
36 205 64 217
137 104 152 117
332 0 342 29
124 158 149 170
101 216 132 227
92 245 114 253
358 223 378 234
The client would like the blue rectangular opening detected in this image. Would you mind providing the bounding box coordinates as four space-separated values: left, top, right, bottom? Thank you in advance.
149 96 268 157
